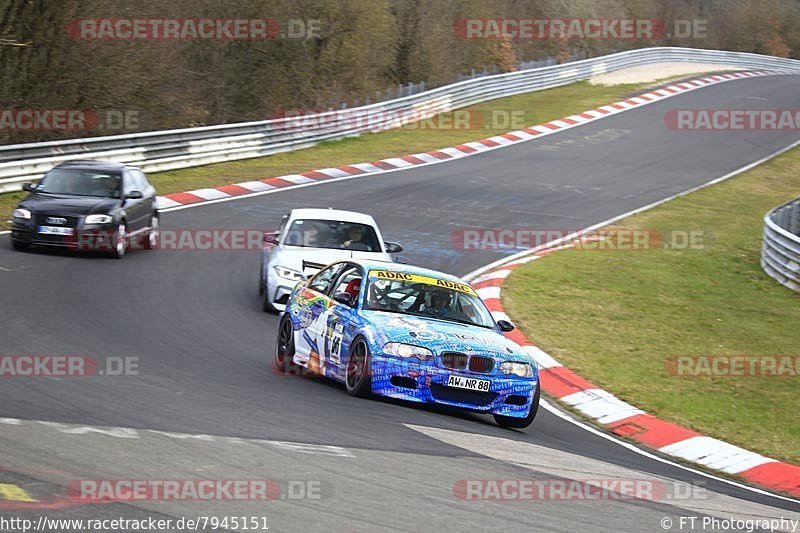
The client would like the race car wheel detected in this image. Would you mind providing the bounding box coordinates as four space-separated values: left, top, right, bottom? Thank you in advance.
345 338 371 397
274 314 296 373
493 383 540 429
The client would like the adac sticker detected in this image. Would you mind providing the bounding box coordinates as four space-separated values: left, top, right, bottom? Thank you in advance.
370 270 476 295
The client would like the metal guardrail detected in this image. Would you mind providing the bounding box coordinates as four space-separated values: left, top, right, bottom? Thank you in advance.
3 46 800 194
762 197 800 292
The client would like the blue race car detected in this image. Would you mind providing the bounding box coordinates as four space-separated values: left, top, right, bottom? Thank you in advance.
274 259 540 428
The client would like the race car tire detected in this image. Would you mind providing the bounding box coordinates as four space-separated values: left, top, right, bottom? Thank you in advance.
345 337 372 397
274 314 298 373
493 382 540 429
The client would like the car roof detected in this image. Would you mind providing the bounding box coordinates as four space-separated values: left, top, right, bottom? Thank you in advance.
288 208 377 226
346 259 467 283
54 160 135 173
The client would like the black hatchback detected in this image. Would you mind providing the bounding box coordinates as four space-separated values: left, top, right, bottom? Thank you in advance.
10 161 159 258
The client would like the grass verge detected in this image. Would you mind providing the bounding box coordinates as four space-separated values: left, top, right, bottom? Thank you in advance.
1 78 681 229
503 146 800 465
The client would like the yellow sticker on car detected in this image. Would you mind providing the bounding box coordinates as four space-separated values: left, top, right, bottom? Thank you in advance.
370 270 476 295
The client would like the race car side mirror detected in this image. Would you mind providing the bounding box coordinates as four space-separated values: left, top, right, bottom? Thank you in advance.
385 241 403 254
263 232 279 244
22 183 35 192
333 292 355 307
496 319 515 332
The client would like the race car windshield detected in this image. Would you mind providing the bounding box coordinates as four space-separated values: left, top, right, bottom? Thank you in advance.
37 169 122 198
365 274 496 329
283 219 381 252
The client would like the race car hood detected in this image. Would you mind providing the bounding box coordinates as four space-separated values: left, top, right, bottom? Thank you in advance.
271 247 392 277
361 310 533 363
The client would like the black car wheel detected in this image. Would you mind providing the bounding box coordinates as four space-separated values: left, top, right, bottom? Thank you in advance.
345 338 371 397
110 222 127 259
274 314 297 373
143 215 159 250
11 240 29 251
494 383 540 429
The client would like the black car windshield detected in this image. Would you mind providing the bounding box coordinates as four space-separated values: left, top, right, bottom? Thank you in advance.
283 219 381 252
365 270 496 329
37 169 122 198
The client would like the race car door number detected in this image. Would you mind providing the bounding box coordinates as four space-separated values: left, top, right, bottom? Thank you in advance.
446 375 490 392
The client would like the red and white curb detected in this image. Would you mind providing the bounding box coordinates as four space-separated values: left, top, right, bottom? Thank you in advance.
156 69 793 212
468 242 800 499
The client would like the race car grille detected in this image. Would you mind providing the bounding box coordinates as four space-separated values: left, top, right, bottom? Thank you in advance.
430 384 498 407
440 353 495 374
35 215 80 228
441 352 468 370
468 356 495 374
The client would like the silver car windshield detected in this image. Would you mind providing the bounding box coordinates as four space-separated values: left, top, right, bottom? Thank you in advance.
283 219 381 252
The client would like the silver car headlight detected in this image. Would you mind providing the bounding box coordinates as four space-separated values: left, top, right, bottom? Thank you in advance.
500 361 534 378
12 208 31 220
273 266 305 282
85 214 113 224
383 342 433 361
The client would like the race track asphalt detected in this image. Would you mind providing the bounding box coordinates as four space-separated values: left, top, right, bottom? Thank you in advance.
1 74 799 531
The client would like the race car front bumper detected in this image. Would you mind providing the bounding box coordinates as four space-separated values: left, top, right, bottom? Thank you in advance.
370 355 537 418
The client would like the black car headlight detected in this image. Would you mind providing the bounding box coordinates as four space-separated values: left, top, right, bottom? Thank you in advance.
84 214 113 225
12 208 31 220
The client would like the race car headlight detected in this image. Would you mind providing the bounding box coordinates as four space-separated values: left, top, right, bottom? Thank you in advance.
273 266 305 282
12 208 31 220
383 342 433 361
500 361 534 378
85 214 113 225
